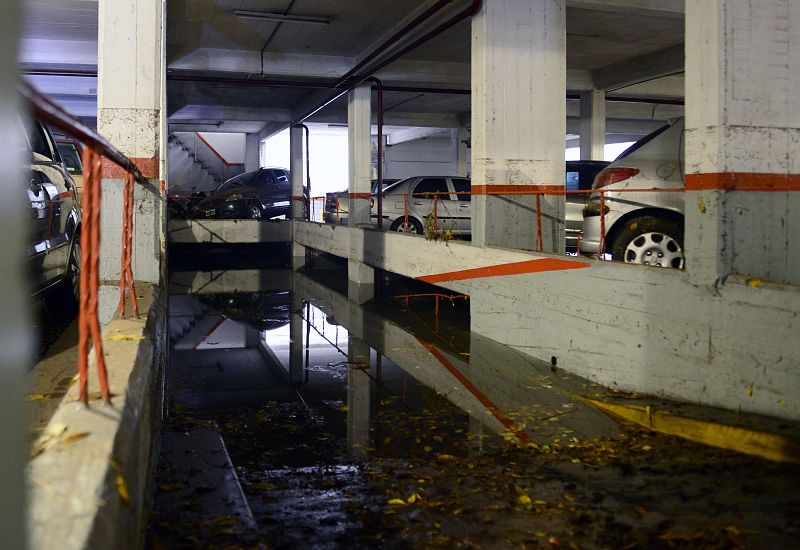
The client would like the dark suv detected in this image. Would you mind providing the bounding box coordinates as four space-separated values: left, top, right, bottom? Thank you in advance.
24 119 82 312
192 167 294 220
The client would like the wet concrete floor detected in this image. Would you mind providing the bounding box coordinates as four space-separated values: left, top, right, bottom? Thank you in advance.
149 247 800 549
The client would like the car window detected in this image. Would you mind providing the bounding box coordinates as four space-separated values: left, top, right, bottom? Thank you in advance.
58 143 83 174
412 178 449 199
270 169 289 183
452 178 471 201
566 171 580 191
26 122 54 161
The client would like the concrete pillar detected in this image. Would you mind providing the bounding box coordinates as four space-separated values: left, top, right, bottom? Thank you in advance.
289 125 306 266
98 0 164 321
346 336 371 459
579 90 605 160
244 133 260 172
347 84 372 228
0 1 29 546
471 0 566 253
347 84 375 293
685 0 800 286
451 127 470 177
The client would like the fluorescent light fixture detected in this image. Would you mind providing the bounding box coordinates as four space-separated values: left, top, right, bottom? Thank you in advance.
233 10 331 25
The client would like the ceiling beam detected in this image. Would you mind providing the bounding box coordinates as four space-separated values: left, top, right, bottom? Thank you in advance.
386 127 450 146
592 44 684 91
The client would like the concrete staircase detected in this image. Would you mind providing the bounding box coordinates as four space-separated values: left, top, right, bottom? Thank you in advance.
167 134 222 196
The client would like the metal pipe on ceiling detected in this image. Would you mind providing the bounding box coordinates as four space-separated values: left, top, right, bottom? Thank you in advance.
293 0 483 125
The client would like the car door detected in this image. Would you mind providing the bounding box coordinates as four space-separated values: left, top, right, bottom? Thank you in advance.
409 177 454 231
450 177 472 234
564 166 584 249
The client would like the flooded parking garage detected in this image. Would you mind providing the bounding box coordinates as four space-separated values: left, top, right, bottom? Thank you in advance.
147 249 800 549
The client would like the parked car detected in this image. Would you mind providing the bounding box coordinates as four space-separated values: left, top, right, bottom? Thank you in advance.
23 119 82 312
369 162 609 250
323 179 400 225
371 176 472 235
191 167 294 220
581 119 685 268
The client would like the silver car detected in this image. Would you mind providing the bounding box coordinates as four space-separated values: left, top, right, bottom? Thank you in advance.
371 176 472 235
581 119 685 268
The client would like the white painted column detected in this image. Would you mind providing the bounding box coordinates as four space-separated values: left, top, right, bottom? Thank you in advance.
346 337 371 459
290 125 306 266
0 1 29 546
471 0 566 252
347 84 375 295
289 293 305 385
244 133 260 172
579 90 605 160
685 0 800 286
451 127 471 177
98 0 165 322
348 84 372 227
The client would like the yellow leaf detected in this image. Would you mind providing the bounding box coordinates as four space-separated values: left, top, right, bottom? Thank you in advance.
746 384 753 397
435 453 457 462
517 495 532 506
339 405 349 412
61 432 90 444
514 485 528 496
424 446 433 453
534 499 547 506
384 436 391 444
27 394 49 401
432 435 444 443
387 498 406 506
564 492 575 502
110 459 130 506
407 493 422 504
108 333 144 342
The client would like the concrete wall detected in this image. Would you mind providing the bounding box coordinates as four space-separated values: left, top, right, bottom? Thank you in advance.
384 136 460 179
294 221 800 421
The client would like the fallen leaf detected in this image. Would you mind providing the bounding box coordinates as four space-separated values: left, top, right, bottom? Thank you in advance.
387 498 406 506
110 459 130 506
108 333 144 342
517 495 532 506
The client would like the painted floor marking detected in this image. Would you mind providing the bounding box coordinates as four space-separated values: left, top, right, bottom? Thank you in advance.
417 257 590 284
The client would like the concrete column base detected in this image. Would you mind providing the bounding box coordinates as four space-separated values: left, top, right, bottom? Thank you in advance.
348 259 374 303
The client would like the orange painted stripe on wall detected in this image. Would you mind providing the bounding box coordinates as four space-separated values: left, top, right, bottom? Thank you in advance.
416 336 530 443
472 184 565 196
417 258 589 284
686 172 800 191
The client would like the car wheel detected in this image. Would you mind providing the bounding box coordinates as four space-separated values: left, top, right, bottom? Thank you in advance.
610 216 684 268
45 238 81 314
390 217 423 234
249 204 262 220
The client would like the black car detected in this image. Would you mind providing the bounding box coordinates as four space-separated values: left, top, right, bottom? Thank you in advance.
191 167 294 220
24 119 82 312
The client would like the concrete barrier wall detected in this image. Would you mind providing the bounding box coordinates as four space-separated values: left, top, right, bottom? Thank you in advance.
295 221 800 421
27 285 167 550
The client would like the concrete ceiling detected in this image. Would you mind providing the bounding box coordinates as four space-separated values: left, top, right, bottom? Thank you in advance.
19 0 686 140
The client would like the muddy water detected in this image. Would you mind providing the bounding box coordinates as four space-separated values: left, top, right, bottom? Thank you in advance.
149 250 800 549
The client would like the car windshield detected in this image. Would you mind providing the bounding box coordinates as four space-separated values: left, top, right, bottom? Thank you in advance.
215 171 259 193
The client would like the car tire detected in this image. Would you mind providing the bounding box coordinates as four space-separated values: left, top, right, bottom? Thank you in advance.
390 217 423 234
610 215 684 269
249 204 262 220
44 238 81 314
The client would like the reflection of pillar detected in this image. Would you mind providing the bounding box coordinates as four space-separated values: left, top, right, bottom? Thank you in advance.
0 1 28 546
289 293 305 385
468 416 486 454
347 336 371 459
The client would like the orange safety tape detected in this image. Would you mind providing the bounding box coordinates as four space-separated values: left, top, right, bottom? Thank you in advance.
348 192 372 199
685 172 800 191
417 258 590 284
471 184 565 196
101 157 159 180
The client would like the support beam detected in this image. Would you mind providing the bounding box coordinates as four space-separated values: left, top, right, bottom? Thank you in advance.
471 0 566 253
593 44 684 91
244 133 259 172
451 127 470 177
684 0 800 286
579 90 605 160
289 125 306 266
98 0 164 322
386 126 449 146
